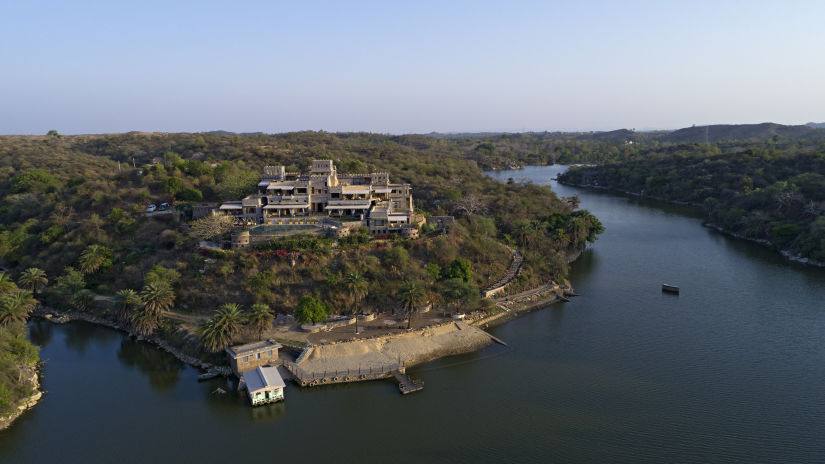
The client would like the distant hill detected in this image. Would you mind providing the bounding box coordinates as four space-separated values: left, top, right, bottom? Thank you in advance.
205 130 265 136
428 123 825 144
573 128 637 142
658 123 825 143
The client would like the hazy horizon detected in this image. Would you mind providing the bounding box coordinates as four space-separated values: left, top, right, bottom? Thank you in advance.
2 0 824 135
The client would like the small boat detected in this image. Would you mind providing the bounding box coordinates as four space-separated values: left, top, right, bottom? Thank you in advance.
661 284 680 294
198 370 221 381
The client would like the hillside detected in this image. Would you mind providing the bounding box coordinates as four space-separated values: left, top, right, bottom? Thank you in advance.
657 123 825 143
0 131 603 358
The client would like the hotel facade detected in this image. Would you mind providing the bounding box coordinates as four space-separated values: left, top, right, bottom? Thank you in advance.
218 160 417 235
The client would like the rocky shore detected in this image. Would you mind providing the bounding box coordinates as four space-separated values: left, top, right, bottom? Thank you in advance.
0 366 42 431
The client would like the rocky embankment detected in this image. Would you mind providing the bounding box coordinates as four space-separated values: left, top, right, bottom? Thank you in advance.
293 322 496 377
0 366 42 431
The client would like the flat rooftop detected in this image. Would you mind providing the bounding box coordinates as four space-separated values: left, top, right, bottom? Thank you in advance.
226 340 282 358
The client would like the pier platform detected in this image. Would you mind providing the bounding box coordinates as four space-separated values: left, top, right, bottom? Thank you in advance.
392 370 424 395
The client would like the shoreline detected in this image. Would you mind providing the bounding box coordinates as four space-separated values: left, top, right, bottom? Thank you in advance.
33 307 233 376
0 366 42 431
27 283 572 386
2 258 576 427
558 180 825 268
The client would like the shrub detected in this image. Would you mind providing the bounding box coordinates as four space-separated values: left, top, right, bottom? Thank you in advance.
294 295 329 324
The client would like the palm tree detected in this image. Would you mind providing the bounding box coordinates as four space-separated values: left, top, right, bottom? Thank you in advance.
214 303 244 338
247 303 274 340
343 272 368 334
114 289 142 322
72 289 96 312
513 221 534 248
78 244 108 274
397 280 426 329
0 290 37 326
198 318 226 352
131 307 162 336
0 273 15 294
199 303 244 352
18 268 48 296
140 281 175 319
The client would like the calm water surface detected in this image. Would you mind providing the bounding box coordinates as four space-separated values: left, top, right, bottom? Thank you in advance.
2 165 824 463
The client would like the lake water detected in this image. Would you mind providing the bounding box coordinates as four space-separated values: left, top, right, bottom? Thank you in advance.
2 165 824 463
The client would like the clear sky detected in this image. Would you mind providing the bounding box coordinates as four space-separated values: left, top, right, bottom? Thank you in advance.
1 0 823 134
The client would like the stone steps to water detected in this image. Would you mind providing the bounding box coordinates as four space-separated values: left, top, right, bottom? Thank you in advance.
294 343 313 364
482 246 524 294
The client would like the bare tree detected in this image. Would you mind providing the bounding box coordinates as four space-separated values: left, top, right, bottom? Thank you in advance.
50 204 75 227
190 215 233 241
453 194 487 217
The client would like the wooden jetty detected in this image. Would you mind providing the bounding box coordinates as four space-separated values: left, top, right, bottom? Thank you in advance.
661 284 680 294
391 370 423 395
485 332 509 347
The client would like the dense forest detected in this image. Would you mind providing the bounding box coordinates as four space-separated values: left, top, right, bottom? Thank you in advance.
0 131 603 374
559 140 825 263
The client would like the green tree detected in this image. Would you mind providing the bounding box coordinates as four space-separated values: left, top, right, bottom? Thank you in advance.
199 303 244 352
425 263 441 282
11 169 60 193
772 223 800 248
114 289 142 322
0 274 15 294
441 278 479 314
247 303 274 340
131 308 162 336
294 295 329 324
512 220 535 247
163 177 184 195
443 258 473 282
17 268 48 296
242 271 275 301
72 289 96 312
140 281 175 318
78 244 112 275
397 280 426 329
55 267 86 295
145 266 181 288
0 290 37 326
175 187 203 202
381 246 409 274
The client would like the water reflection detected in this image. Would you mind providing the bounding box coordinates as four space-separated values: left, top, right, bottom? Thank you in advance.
249 402 286 421
28 320 54 347
116 338 183 390
62 321 106 354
